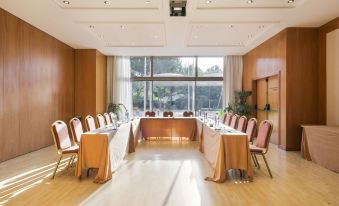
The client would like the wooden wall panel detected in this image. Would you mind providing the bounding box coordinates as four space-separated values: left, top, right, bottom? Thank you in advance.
75 50 96 119
0 9 4 160
95 51 107 114
286 28 319 150
318 17 339 124
0 8 75 162
243 28 319 150
243 31 287 148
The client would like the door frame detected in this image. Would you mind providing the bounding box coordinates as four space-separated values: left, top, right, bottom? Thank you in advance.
252 72 281 146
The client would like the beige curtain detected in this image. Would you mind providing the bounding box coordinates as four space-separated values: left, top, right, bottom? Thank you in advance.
106 56 115 109
106 56 133 116
223 56 243 107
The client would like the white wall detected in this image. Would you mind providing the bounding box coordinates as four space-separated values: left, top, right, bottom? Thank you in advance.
326 29 339 125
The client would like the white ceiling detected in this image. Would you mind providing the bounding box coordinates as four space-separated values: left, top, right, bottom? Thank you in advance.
0 0 338 56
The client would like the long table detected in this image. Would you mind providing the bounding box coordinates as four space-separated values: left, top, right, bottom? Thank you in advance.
301 125 339 173
76 120 140 183
196 119 253 182
77 117 253 184
140 117 197 140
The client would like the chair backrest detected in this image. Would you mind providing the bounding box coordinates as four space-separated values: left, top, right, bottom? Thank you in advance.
97 114 106 128
236 116 248 132
246 118 257 143
145 111 155 117
230 115 239 129
163 111 173 117
183 111 194 117
69 117 84 144
255 120 273 151
224 113 232 126
51 120 72 151
85 115 96 131
104 113 112 125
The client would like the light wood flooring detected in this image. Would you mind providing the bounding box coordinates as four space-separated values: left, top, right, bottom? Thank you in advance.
1 141 339 206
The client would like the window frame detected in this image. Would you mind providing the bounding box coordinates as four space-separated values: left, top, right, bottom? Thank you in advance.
131 56 224 113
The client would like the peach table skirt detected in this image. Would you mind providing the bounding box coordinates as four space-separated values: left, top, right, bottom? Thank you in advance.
140 117 197 140
301 125 339 172
197 120 253 182
76 120 140 183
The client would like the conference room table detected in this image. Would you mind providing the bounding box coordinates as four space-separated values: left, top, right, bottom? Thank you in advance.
301 125 339 172
76 120 140 183
196 119 253 182
76 116 253 184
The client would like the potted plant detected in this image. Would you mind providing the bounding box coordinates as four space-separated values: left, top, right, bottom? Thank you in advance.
224 91 253 117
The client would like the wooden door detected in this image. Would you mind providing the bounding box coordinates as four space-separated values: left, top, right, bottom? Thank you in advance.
256 79 267 126
256 76 280 144
267 76 279 144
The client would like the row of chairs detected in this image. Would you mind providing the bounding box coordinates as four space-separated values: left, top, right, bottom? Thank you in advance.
223 113 274 178
145 111 194 117
50 112 117 179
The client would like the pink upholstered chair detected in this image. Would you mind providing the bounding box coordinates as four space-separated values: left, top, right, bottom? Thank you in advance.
69 117 84 145
85 115 96 131
145 111 156 117
224 113 232 126
104 113 112 125
246 118 257 144
163 111 174 117
51 120 79 179
97 114 106 128
236 116 247 132
183 111 194 117
250 120 273 178
229 115 239 129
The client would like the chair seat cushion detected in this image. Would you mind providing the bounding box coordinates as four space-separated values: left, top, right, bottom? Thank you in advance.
62 145 79 154
250 145 265 153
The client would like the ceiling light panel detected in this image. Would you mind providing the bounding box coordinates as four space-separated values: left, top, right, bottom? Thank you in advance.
187 22 276 47
81 23 165 47
54 0 160 9
197 0 305 9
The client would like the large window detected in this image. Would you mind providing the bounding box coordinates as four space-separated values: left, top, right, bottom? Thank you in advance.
131 57 224 117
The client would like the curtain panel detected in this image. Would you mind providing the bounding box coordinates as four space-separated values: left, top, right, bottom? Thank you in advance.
223 56 243 108
106 56 133 116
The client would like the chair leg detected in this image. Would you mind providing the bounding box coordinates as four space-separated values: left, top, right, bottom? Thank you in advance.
262 154 273 178
251 153 258 167
66 155 73 170
70 155 76 167
52 155 63 179
254 154 260 169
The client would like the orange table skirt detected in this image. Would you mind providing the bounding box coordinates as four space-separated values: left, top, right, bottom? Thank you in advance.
140 117 197 140
301 125 339 173
197 119 253 182
76 120 140 183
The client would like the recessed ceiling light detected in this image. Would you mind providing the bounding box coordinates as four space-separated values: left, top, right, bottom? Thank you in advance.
104 1 110 4
247 0 253 4
287 0 294 3
63 1 70 4
145 0 151 3
206 0 212 3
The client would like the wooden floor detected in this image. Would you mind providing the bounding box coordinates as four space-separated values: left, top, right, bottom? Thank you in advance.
1 141 339 206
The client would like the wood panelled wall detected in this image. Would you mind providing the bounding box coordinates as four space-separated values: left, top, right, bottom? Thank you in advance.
243 28 319 150
318 17 339 124
0 9 75 162
75 50 107 124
